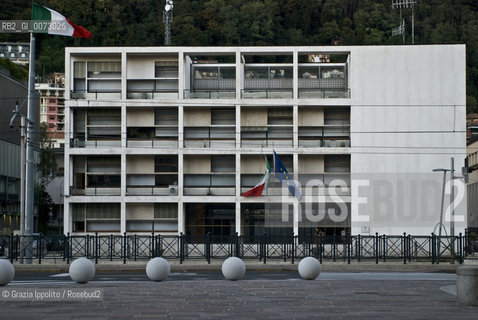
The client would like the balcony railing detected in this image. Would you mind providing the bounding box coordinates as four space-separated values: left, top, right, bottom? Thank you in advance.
184 90 236 99
241 139 293 148
298 139 350 148
126 139 178 149
70 187 121 196
70 138 121 148
71 90 121 100
241 89 293 99
127 89 178 100
126 187 172 196
193 79 235 90
184 174 235 196
184 187 235 196
298 88 350 99
184 139 236 148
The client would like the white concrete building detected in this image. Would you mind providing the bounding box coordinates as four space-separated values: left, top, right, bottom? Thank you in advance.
63 45 466 238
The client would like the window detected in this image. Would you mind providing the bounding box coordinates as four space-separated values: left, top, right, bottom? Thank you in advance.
155 61 178 78
155 108 177 125
211 156 235 172
268 108 292 125
87 61 121 78
211 109 235 125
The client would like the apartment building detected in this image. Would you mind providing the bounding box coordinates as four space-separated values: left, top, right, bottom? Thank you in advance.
37 73 66 149
64 45 467 238
0 42 29 65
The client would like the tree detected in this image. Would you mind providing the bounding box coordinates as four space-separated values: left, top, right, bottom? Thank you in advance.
37 123 57 233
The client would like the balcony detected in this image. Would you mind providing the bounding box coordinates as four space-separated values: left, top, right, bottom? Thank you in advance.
127 80 178 99
298 122 350 148
186 64 236 99
127 126 178 149
184 127 235 148
241 127 293 148
70 187 121 196
243 66 292 99
70 138 121 148
184 89 236 99
298 63 349 98
126 169 178 196
184 174 235 196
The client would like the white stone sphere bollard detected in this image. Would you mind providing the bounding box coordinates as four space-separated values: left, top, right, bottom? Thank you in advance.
69 257 95 284
0 259 15 286
298 257 321 280
146 257 171 281
222 257 246 281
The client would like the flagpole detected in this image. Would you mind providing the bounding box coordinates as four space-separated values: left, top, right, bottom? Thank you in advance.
24 31 36 264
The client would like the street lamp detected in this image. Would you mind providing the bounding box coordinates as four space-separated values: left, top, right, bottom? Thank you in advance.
432 168 449 252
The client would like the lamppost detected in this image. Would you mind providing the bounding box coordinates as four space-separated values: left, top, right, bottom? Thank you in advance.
432 168 449 257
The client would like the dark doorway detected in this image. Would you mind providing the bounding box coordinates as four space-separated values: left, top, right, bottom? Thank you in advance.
186 203 235 243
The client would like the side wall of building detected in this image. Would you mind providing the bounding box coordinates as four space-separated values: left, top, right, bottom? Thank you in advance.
350 45 467 235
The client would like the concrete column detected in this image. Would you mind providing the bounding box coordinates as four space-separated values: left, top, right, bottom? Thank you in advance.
293 105 298 148
121 51 127 101
236 50 242 100
178 202 184 234
293 50 298 99
235 202 241 235
178 50 184 98
236 104 241 149
121 153 126 197
293 152 299 235
178 105 184 151
63 201 70 234
120 201 126 234
457 266 478 306
121 102 127 148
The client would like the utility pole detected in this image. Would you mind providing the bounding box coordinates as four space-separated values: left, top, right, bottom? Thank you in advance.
391 1 416 44
163 0 174 46
25 33 36 264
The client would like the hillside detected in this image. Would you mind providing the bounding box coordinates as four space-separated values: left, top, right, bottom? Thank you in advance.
1 0 477 112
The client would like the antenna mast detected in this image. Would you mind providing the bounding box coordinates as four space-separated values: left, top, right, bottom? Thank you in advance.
392 0 416 44
163 0 174 46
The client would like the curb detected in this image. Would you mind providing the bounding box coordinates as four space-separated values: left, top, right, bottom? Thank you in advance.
10 262 459 274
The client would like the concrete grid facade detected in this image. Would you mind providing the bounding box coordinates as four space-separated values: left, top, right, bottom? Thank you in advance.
63 45 467 238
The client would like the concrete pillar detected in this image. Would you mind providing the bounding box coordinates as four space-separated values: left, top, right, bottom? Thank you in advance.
63 202 70 234
177 202 184 234
120 201 126 234
293 50 298 99
457 266 478 306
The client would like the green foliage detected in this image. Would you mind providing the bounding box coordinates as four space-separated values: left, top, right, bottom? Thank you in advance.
0 58 28 81
37 122 57 231
1 0 478 112
39 122 57 183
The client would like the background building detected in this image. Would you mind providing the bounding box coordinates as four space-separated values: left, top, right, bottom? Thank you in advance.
36 73 66 149
0 65 39 234
63 45 467 238
0 43 30 66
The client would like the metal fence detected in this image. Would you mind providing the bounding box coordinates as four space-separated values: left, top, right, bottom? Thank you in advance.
0 232 473 265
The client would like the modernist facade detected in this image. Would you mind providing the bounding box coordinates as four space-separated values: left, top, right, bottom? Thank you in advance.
64 45 467 238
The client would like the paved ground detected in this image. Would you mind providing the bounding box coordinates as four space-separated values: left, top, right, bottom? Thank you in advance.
0 271 476 319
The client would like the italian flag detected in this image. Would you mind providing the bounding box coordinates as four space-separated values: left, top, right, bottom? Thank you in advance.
241 157 270 197
32 3 92 39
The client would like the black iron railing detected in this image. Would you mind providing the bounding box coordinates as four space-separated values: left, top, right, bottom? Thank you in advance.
0 232 474 265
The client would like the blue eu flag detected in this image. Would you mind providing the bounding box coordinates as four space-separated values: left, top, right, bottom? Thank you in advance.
273 151 301 200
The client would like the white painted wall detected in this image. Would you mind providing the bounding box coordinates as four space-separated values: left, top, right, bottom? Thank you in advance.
350 45 466 235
